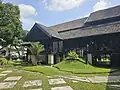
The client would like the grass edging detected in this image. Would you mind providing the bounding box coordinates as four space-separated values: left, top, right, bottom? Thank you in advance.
53 65 118 74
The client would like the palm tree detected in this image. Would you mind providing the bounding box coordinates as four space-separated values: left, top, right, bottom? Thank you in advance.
26 42 44 65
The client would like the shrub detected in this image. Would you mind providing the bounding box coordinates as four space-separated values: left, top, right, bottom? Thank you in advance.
66 50 79 61
26 42 44 66
0 58 8 65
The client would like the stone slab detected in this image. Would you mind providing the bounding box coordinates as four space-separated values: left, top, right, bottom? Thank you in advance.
108 84 120 88
72 80 79 83
4 76 22 81
47 76 53 78
88 77 108 83
105 76 120 82
88 76 120 83
0 73 7 76
29 89 42 90
51 86 73 90
1 70 12 73
23 80 42 87
60 76 90 83
48 78 66 85
0 82 17 89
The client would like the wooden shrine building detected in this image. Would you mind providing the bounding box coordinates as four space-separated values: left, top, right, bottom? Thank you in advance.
25 5 120 66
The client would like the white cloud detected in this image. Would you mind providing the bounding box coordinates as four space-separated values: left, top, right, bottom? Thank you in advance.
19 4 38 30
43 0 86 11
93 0 109 12
20 17 35 30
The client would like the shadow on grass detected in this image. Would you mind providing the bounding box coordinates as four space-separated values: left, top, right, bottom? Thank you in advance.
105 67 120 90
105 54 120 90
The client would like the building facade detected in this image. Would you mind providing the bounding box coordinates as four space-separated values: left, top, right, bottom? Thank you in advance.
25 5 120 66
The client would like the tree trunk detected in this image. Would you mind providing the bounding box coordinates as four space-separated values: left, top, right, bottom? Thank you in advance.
31 55 37 65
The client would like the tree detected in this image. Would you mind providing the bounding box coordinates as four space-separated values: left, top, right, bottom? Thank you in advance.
0 0 2 4
20 30 29 40
0 2 22 45
0 2 23 58
13 37 23 57
26 42 44 65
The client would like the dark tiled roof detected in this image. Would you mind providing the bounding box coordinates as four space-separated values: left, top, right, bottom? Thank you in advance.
49 17 87 31
86 5 120 23
25 23 62 41
36 23 62 39
26 5 120 41
59 21 120 39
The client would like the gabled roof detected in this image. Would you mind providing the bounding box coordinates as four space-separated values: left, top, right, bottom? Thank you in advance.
26 5 120 41
36 23 62 39
86 5 120 23
25 23 62 41
59 21 120 39
49 17 87 31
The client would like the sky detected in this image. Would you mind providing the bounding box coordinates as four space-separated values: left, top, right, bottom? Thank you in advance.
2 0 120 30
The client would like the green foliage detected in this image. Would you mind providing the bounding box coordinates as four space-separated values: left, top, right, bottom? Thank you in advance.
26 42 45 65
20 30 28 40
66 50 79 61
0 58 8 65
0 2 23 46
0 0 2 3
0 2 24 60
13 37 23 56
28 42 45 56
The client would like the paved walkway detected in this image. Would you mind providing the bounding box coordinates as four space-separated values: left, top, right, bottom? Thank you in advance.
0 68 120 90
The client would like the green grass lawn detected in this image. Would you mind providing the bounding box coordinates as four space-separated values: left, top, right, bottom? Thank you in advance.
0 67 117 90
4 60 70 76
54 61 113 74
4 60 116 76
0 60 119 90
22 66 70 76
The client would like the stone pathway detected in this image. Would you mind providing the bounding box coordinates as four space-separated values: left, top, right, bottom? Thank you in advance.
46 76 53 78
29 88 42 90
4 76 22 81
51 86 73 90
0 68 120 90
0 73 7 76
0 82 17 89
23 80 42 87
1 70 12 74
107 84 120 88
58 75 120 83
48 78 66 85
88 76 120 83
59 76 90 83
72 80 79 83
